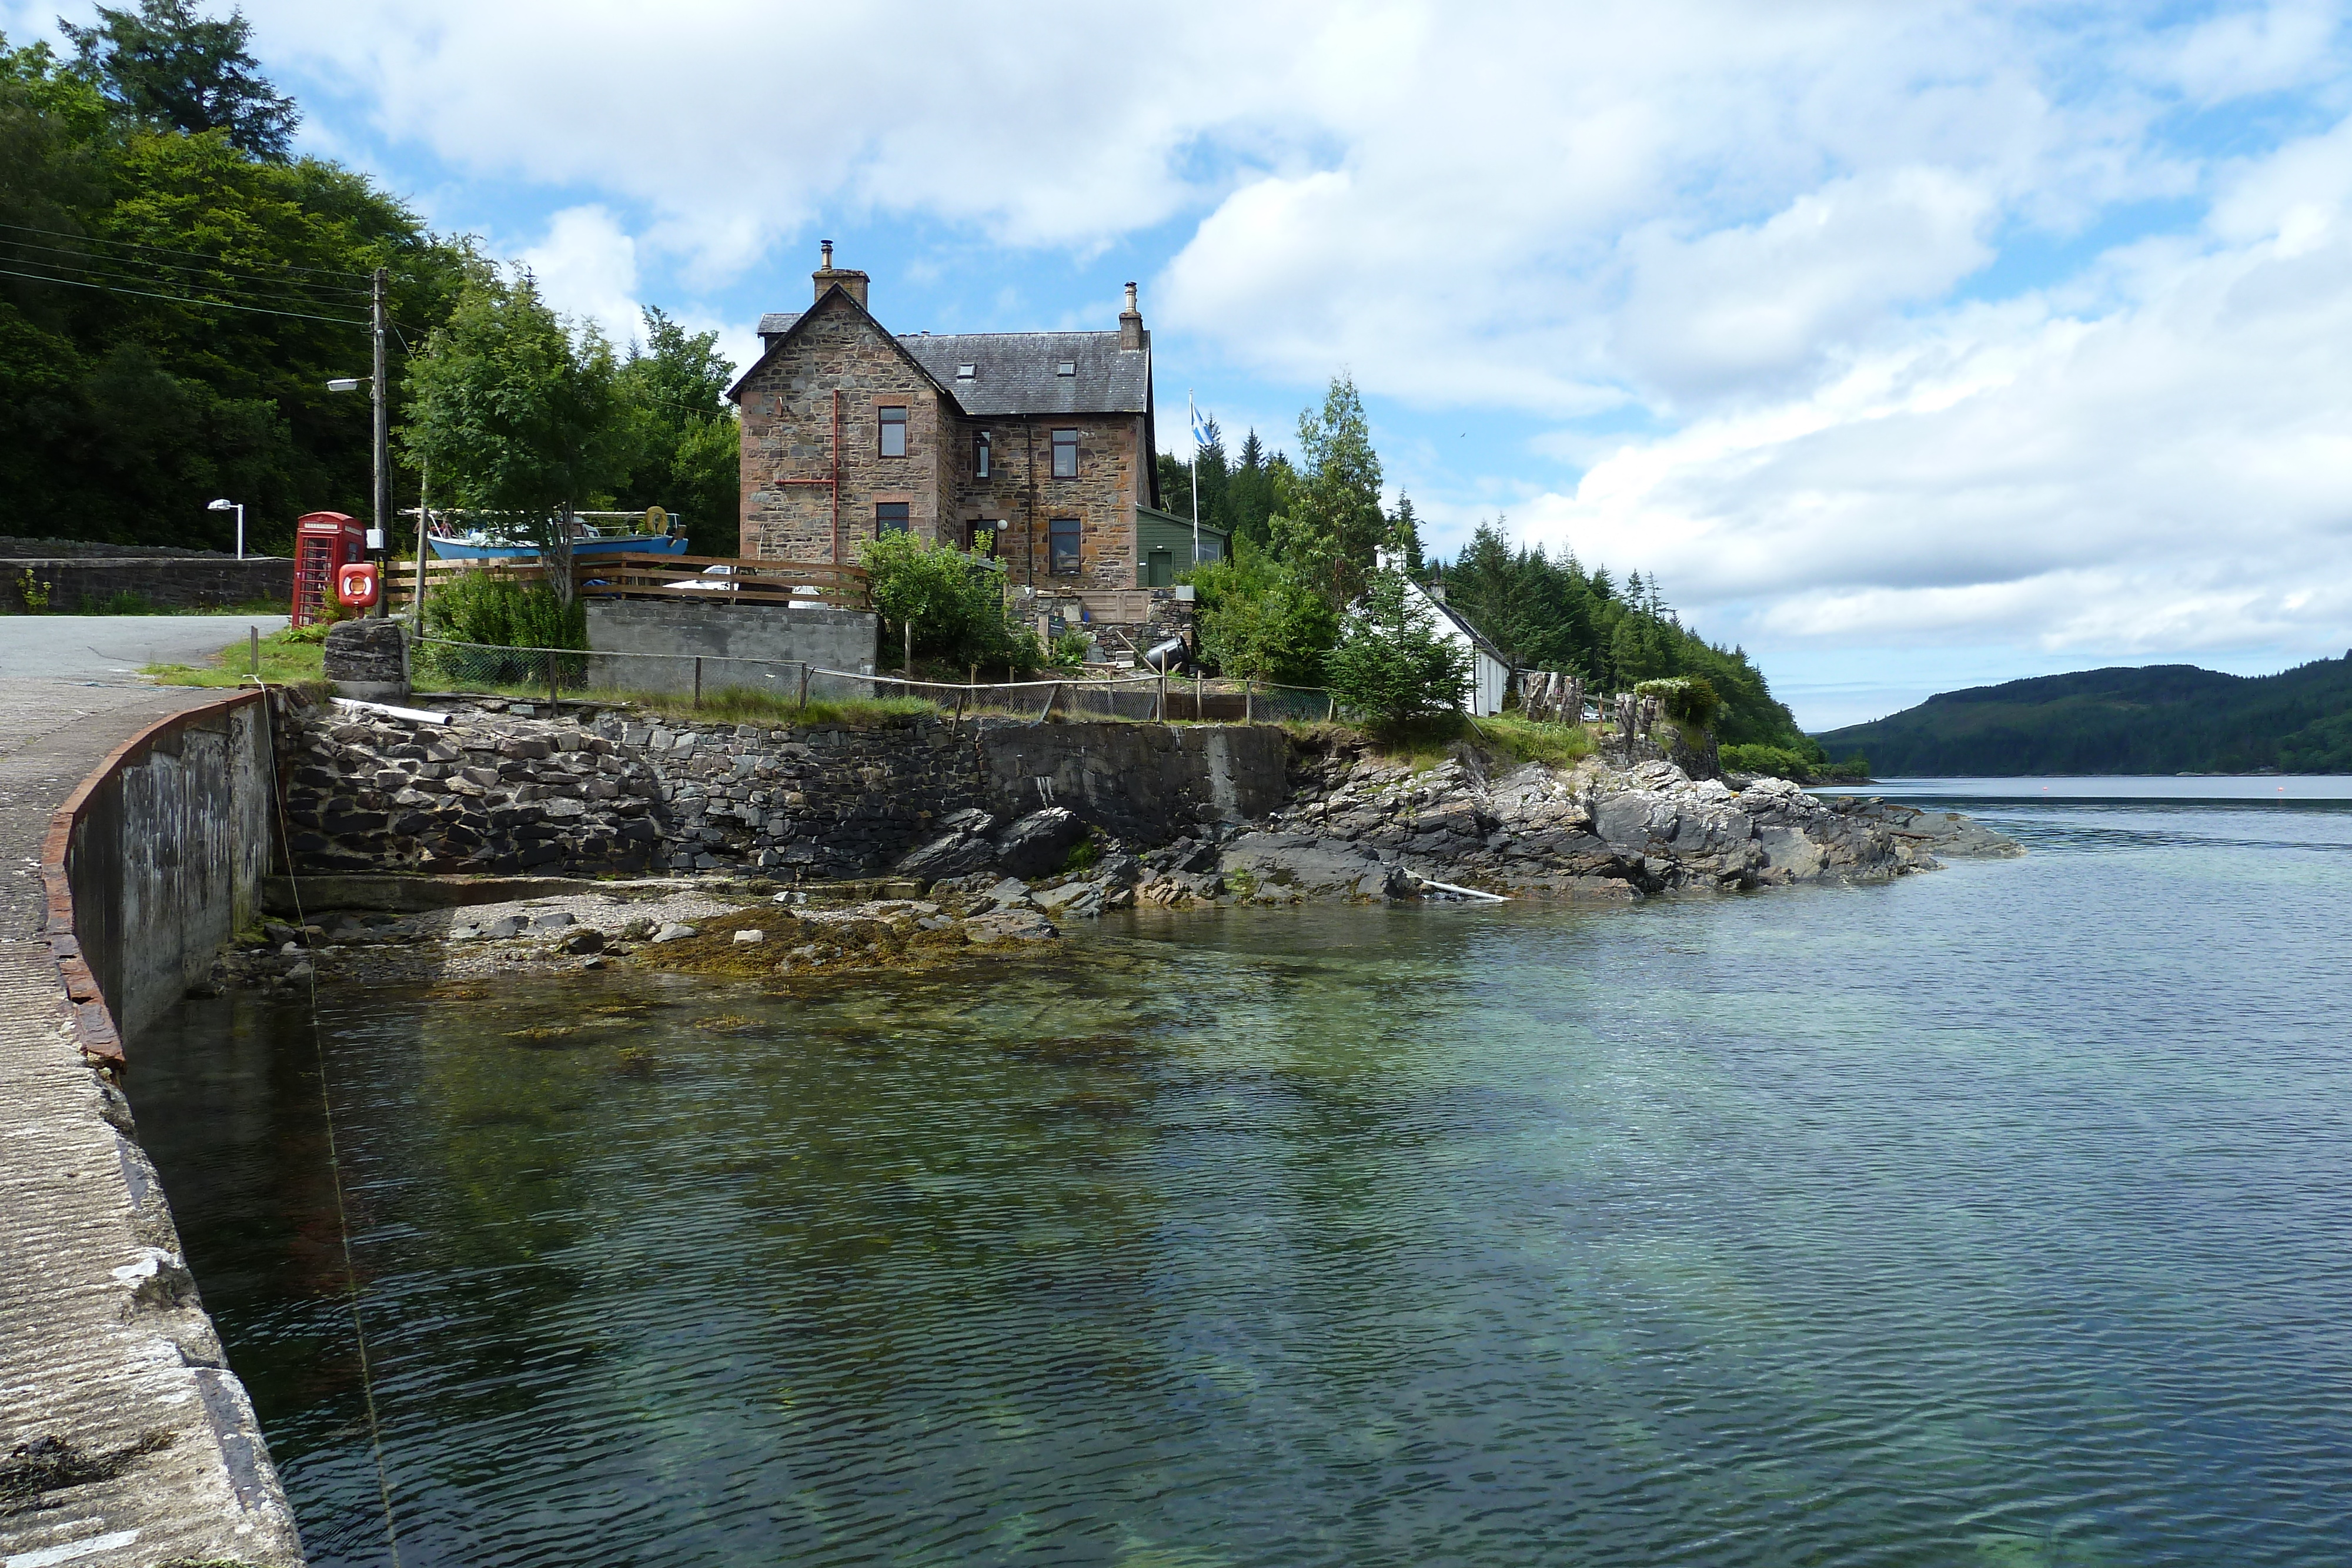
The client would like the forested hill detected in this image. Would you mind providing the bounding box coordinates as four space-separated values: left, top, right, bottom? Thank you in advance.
1815 656 2352 775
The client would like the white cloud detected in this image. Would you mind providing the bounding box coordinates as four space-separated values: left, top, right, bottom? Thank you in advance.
24 0 2352 707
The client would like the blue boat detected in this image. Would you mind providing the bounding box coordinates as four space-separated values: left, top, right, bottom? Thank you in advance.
425 508 691 561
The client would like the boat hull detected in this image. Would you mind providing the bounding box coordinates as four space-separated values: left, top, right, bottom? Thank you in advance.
428 535 690 561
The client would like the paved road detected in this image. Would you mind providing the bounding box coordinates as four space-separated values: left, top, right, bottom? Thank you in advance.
0 612 288 685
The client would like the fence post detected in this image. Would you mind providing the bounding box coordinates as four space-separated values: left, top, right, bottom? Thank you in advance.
248 626 260 680
798 663 811 709
1158 674 1167 723
547 647 558 709
1039 683 1060 723
1245 678 1254 724
1195 668 1203 723
693 655 703 710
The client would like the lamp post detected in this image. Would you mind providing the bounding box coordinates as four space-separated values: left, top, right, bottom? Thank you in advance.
206 498 245 560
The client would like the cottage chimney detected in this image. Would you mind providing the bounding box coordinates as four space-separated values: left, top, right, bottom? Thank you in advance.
1119 280 1144 351
814 240 870 309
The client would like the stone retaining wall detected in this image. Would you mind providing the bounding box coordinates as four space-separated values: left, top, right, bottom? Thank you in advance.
7 556 291 612
276 694 1291 881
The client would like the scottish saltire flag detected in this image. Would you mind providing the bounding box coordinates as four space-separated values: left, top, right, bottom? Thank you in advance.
1190 394 1210 450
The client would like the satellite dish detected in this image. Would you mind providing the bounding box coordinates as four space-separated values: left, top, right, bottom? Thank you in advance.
644 505 667 534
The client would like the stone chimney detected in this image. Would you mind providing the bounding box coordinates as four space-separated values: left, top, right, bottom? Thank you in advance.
1119 280 1144 350
813 239 870 309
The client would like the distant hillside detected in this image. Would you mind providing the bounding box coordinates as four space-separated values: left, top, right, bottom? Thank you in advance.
1815 656 2352 775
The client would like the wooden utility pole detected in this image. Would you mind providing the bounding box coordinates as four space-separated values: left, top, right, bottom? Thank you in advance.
370 266 390 617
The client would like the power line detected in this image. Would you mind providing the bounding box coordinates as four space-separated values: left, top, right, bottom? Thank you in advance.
0 264 368 325
0 235 371 303
0 248 372 312
0 218 375 280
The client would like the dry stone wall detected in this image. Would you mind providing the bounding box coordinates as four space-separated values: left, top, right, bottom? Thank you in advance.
276 696 1287 881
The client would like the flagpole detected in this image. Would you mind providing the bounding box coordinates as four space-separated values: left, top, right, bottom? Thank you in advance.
1189 391 1201 569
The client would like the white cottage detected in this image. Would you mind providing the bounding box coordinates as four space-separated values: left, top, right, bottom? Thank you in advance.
1405 578 1512 717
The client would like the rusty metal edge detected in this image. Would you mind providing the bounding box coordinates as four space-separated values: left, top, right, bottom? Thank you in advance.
38 688 266 1071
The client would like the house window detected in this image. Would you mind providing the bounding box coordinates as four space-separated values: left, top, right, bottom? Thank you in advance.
876 502 910 536
1055 360 1075 376
878 406 907 458
1051 428 1078 479
1049 517 1081 575
974 430 991 479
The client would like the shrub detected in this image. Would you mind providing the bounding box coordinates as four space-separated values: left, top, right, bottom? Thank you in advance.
1722 743 1822 781
424 570 585 650
1188 540 1338 684
858 531 1030 671
1635 675 1723 731
1048 630 1090 668
1324 569 1471 734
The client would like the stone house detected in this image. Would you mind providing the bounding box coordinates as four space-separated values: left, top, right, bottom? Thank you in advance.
728 245 1164 590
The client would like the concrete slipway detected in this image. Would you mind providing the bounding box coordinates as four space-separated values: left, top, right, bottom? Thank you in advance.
1 622 305 1568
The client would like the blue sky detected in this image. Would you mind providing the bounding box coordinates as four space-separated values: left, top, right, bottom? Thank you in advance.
11 0 2352 729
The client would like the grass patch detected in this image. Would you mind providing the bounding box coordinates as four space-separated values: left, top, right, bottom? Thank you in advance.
1473 712 1597 769
145 628 325 690
1287 710 1599 772
627 685 943 728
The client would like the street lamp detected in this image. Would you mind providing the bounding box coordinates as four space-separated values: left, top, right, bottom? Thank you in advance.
328 356 391 616
207 497 245 560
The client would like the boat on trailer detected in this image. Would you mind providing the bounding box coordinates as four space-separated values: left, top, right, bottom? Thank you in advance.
425 507 692 561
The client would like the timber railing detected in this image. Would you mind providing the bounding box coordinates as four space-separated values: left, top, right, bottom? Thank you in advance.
383 554 872 614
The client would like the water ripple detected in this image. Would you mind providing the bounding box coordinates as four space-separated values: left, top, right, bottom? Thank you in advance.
132 800 2352 1567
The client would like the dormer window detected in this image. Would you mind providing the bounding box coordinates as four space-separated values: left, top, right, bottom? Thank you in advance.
956 363 975 380
1055 360 1075 376
878 405 907 458
974 430 991 479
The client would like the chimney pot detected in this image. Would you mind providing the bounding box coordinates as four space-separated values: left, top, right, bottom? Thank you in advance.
1118 280 1144 350
821 239 834 269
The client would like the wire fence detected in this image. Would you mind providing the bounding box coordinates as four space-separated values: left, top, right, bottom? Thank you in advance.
410 637 1275 721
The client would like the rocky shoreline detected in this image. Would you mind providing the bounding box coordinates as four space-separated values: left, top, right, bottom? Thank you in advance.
202 718 2019 997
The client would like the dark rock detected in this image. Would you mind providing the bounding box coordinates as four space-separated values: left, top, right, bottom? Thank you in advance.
485 915 527 940
993 807 1087 878
557 928 606 955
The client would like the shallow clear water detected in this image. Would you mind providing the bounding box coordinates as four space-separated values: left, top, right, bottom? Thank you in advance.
138 789 2352 1567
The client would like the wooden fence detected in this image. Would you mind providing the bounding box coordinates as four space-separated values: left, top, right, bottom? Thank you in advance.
382 554 871 614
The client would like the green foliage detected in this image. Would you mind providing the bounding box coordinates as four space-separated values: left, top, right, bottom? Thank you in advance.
1325 568 1472 734
423 570 584 651
1048 630 1091 669
1187 538 1338 684
89 587 156 614
609 306 739 556
403 272 622 603
13 567 52 611
857 529 1032 672
1720 742 1845 783
62 0 297 158
1156 420 1290 550
1475 711 1596 769
1269 375 1392 609
1818 657 2352 775
0 31 474 551
1061 838 1100 874
1635 675 1722 731
1440 517 1809 751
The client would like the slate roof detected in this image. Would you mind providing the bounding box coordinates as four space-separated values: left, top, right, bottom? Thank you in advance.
756 311 800 342
893 332 1150 417
1416 582 1512 667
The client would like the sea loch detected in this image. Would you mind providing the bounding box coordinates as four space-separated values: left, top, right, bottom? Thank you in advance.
136 780 2352 1566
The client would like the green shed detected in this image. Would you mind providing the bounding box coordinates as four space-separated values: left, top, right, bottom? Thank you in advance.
1135 504 1229 587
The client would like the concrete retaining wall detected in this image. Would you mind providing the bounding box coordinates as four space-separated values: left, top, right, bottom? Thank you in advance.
7 555 292 612
584 598 880 697
983 722 1287 840
47 691 275 1054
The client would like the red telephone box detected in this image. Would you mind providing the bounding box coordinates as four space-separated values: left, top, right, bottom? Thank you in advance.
292 511 366 627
